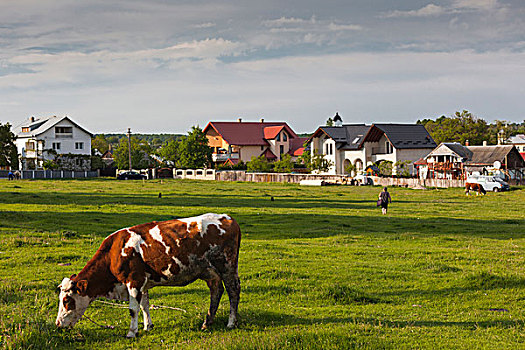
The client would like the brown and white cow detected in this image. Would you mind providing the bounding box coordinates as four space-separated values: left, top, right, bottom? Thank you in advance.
56 213 241 338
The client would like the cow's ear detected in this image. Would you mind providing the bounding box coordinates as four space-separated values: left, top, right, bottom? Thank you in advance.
76 280 88 295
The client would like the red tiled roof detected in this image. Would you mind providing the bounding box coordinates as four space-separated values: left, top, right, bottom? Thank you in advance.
520 152 525 161
414 158 427 165
204 121 298 146
263 126 285 140
288 137 308 156
261 148 278 160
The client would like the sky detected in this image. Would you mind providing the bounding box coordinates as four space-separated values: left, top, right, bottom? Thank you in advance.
1 0 524 134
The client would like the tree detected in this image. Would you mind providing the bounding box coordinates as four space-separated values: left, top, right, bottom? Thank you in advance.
91 134 109 154
176 126 212 169
0 123 19 169
419 110 490 145
273 154 294 173
326 118 334 126
377 160 393 176
344 162 356 176
310 153 333 173
394 160 412 177
158 139 180 165
247 155 273 172
114 136 153 169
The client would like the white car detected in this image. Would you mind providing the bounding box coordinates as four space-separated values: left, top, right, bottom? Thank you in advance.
467 175 509 192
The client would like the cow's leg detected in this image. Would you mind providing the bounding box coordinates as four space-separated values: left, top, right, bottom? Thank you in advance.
126 284 142 338
221 269 240 329
140 290 153 331
201 270 224 330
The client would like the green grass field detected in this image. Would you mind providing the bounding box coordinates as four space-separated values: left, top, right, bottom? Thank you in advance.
0 179 524 349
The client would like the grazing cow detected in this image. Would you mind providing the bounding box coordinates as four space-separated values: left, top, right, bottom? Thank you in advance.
465 182 486 196
56 213 241 338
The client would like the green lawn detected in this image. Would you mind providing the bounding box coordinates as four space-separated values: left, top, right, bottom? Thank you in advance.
0 179 524 349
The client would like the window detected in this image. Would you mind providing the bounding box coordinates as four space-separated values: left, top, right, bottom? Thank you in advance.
55 126 73 138
52 142 61 150
280 145 284 155
75 142 84 150
385 141 393 154
22 127 29 133
26 142 35 150
325 143 333 155
261 146 264 151
276 133 281 141
283 132 288 141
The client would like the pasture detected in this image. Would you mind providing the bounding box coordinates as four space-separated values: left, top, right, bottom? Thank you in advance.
0 179 524 349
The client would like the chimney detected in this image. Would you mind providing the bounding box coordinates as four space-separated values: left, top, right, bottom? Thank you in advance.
260 118 264 123
465 139 469 146
483 141 487 146
237 118 242 123
30 116 35 122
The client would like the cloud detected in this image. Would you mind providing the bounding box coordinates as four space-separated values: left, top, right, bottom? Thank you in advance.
382 0 503 18
382 4 446 18
0 38 245 88
452 0 499 10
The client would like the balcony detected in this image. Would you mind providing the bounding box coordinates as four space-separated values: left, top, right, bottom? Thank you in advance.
55 133 73 138
212 153 239 162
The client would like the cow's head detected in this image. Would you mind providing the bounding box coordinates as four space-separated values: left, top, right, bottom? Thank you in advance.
55 275 91 328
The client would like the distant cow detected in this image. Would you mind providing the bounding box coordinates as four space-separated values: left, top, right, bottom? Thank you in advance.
465 182 486 196
56 213 241 338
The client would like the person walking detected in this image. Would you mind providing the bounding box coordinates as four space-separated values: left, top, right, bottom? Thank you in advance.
378 187 392 215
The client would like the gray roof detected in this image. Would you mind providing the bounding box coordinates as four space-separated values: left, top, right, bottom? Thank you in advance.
508 134 525 144
466 145 515 165
14 115 93 137
373 124 436 149
442 143 472 159
319 124 370 150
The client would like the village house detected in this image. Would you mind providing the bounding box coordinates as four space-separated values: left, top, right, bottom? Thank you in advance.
308 114 436 175
203 119 307 166
507 134 525 160
421 142 525 182
13 115 93 170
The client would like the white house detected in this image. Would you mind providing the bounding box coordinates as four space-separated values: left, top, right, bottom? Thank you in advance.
13 115 93 170
308 116 436 175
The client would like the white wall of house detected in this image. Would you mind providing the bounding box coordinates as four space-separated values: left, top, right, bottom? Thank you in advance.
15 119 92 169
38 120 92 156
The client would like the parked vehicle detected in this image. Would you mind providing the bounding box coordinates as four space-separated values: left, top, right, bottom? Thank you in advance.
117 171 147 180
467 175 509 192
353 174 374 186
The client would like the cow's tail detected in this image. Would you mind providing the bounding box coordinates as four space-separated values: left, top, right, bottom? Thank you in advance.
232 218 241 270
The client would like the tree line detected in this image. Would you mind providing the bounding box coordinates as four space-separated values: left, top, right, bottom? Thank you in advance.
417 110 525 145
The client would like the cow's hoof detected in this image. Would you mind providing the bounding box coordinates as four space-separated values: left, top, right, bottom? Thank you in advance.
226 321 237 329
126 331 137 338
144 324 154 331
201 323 209 331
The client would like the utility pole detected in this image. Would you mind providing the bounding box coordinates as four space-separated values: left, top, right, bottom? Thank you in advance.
127 128 132 170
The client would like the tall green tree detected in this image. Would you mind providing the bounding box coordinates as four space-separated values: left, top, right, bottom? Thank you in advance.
0 123 19 169
114 136 153 169
158 139 180 165
176 126 212 169
419 110 490 145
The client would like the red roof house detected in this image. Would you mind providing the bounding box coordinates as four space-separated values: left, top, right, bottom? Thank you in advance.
204 119 304 164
